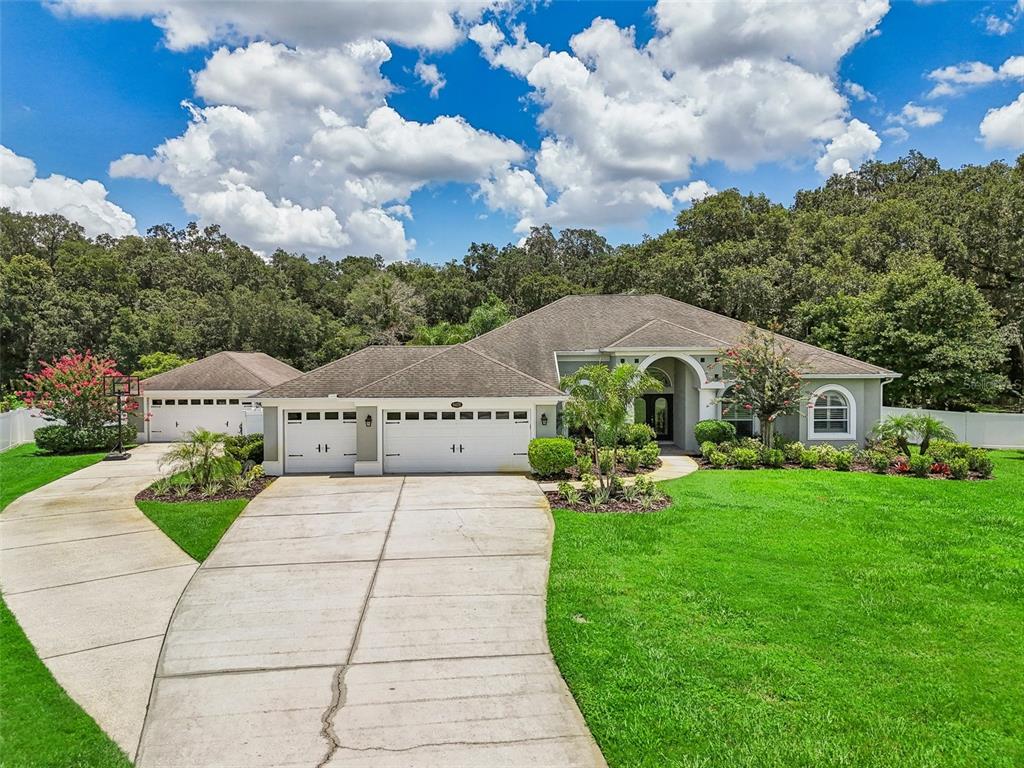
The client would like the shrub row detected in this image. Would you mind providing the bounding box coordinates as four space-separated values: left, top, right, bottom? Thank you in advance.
528 436 660 478
34 424 136 454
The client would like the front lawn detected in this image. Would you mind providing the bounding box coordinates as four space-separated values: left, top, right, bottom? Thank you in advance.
0 442 106 511
136 498 247 561
0 442 132 767
548 450 1024 768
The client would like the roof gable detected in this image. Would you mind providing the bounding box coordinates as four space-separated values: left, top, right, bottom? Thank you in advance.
604 318 729 349
142 352 301 391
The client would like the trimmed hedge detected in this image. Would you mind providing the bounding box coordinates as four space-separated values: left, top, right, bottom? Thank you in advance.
225 434 264 464
34 424 136 454
528 437 576 478
693 419 736 446
623 423 656 447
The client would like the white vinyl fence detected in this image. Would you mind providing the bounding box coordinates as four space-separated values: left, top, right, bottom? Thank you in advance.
0 408 47 453
881 407 1024 450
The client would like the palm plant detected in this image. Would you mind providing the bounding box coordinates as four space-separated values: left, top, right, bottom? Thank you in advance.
915 415 957 455
871 413 919 455
160 429 240 488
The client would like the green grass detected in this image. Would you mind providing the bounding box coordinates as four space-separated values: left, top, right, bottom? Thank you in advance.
548 451 1024 768
136 498 247 561
0 442 106 511
1 441 133 767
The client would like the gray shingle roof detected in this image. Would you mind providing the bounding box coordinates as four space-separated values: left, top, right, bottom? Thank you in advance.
141 352 302 391
257 294 897 400
466 294 897 383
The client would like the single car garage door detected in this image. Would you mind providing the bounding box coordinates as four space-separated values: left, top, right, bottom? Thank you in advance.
149 397 243 441
383 408 531 474
284 410 358 473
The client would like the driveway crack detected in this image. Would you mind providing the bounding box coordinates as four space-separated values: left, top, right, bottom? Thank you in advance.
315 476 406 768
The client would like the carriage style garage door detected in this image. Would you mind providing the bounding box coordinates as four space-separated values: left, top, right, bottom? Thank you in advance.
383 408 531 474
284 410 358 473
148 397 244 442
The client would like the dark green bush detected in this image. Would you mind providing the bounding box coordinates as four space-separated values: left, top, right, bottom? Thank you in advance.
34 424 136 454
908 454 931 478
834 451 853 471
225 434 264 464
623 422 656 447
926 440 972 463
762 448 785 468
969 449 993 478
638 442 660 467
867 450 891 473
693 419 737 446
528 437 576 478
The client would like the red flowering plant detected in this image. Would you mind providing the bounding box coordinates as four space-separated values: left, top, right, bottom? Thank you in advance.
719 327 804 449
19 350 139 430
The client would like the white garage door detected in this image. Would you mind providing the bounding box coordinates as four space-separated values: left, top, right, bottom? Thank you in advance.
284 410 358 473
383 408 531 474
149 397 244 441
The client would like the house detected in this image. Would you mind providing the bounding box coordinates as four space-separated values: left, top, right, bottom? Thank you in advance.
257 295 899 475
138 352 302 442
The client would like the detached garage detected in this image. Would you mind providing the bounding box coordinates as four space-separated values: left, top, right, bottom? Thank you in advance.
256 345 564 476
139 352 302 442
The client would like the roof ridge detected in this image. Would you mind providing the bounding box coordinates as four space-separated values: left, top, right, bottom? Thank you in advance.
460 345 565 396
221 350 276 386
605 316 730 348
345 345 458 397
654 294 893 374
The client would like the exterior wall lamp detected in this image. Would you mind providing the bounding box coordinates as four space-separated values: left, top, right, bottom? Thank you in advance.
541 413 548 426
364 414 373 428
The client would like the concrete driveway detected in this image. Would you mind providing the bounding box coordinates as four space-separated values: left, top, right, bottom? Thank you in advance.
137 474 606 768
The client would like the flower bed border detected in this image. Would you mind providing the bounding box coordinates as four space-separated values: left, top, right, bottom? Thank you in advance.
694 457 990 480
136 476 274 503
544 490 672 514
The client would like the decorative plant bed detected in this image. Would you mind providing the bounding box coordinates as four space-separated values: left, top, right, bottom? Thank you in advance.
544 490 671 514
531 457 662 483
136 475 273 503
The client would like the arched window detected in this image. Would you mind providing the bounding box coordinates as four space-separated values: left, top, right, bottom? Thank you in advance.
721 386 756 438
808 386 855 440
647 366 671 391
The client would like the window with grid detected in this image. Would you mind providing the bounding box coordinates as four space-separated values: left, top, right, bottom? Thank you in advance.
812 391 849 434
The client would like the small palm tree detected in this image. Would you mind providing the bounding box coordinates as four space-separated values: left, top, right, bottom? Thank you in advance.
160 429 240 488
872 413 918 455
915 415 957 455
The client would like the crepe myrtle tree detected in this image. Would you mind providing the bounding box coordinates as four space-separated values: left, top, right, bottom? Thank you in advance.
19 349 139 429
720 327 803 448
560 363 661 489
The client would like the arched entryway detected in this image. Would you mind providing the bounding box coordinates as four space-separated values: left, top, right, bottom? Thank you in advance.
633 366 673 441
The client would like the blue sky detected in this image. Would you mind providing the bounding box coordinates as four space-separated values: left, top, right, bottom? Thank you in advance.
2 1 1022 263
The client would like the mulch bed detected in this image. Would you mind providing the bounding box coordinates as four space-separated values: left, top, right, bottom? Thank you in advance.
136 476 275 503
544 490 672 513
533 457 662 483
693 457 989 480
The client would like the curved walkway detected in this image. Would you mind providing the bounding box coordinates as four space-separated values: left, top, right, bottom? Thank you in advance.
0 444 196 755
137 473 607 767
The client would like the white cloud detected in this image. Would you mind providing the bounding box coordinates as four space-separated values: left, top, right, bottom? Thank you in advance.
844 81 876 102
883 126 910 143
414 60 446 98
672 180 717 205
980 92 1024 149
888 102 944 128
927 55 1024 98
983 14 1013 35
50 0 502 51
816 119 882 176
470 2 886 229
0 145 136 238
110 44 524 259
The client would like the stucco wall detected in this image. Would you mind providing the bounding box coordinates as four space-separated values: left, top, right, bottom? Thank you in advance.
356 405 378 461
797 378 882 448
536 404 557 437
263 406 279 462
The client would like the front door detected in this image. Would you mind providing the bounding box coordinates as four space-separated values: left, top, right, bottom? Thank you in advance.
639 394 673 441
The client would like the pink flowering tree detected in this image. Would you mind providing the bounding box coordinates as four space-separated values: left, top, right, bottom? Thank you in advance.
19 350 138 430
719 328 803 448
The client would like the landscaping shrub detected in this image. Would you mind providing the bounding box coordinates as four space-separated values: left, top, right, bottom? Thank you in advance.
528 437 576 478
598 448 615 474
622 447 642 473
224 434 264 464
762 448 785 468
867 450 892 473
160 429 242 487
930 461 950 476
557 481 582 506
783 441 805 464
970 449 994 478
909 454 931 478
948 458 970 480
736 436 762 452
700 441 718 458
926 440 972 463
815 444 838 468
34 424 135 454
732 447 759 469
576 452 593 476
709 450 728 469
693 419 736 446
623 422 656 447
800 448 819 468
834 450 853 471
638 442 660 468
579 473 598 497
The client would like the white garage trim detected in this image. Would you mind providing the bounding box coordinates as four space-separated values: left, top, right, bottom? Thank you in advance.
282 408 358 474
142 390 262 442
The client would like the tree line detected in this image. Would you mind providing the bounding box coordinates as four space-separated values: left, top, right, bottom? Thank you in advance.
1 151 1021 411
